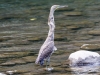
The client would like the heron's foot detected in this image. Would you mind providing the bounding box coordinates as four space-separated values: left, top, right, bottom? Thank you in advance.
45 67 53 71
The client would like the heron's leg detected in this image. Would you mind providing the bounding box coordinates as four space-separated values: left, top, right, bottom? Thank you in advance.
45 59 48 68
46 57 53 71
48 58 51 67
45 57 50 68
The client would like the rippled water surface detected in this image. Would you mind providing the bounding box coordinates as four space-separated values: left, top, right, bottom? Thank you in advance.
0 0 100 75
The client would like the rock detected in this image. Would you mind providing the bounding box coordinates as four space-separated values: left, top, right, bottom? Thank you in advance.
55 34 68 41
88 30 100 35
6 52 31 57
0 58 26 66
51 62 62 67
6 70 17 75
0 37 11 42
73 42 86 47
0 61 15 66
75 35 92 40
50 67 64 72
80 44 100 50
0 51 31 59
59 20 93 27
23 73 33 75
27 37 44 42
72 20 93 25
13 58 26 65
22 56 36 63
0 43 14 48
61 60 70 68
8 40 31 45
67 25 82 30
86 5 100 11
0 54 11 59
6 70 29 75
54 50 66 55
0 73 6 75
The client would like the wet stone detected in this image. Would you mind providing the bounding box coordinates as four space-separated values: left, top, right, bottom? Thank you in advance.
67 25 82 30
50 67 64 72
12 58 26 65
54 50 66 55
0 52 31 59
61 60 70 68
51 62 62 67
6 70 17 75
73 42 86 47
88 30 100 36
0 73 6 75
0 60 5 64
0 54 11 59
33 67 66 74
61 20 94 27
75 35 92 40
55 34 68 41
0 37 11 42
8 40 31 45
22 56 36 63
0 43 14 48
5 70 29 75
80 44 100 50
8 52 31 57
0 61 15 66
27 37 44 42
86 5 100 11
0 14 15 20
23 73 33 75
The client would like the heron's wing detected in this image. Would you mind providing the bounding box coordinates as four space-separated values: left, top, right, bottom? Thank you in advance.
36 41 54 63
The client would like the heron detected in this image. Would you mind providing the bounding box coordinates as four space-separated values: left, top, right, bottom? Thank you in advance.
35 5 68 71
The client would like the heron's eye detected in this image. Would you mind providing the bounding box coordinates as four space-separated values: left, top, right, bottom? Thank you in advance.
51 17 53 20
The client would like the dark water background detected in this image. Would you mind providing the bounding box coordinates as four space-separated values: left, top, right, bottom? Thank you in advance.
0 0 100 75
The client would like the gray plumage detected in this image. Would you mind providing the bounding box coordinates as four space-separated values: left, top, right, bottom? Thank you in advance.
35 5 68 68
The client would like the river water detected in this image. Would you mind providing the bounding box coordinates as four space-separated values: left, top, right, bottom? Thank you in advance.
0 0 100 75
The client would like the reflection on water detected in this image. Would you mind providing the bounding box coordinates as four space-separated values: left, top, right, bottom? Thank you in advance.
71 66 100 75
0 0 100 75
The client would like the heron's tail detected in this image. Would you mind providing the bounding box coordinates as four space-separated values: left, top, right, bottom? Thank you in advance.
35 57 44 65
35 57 39 64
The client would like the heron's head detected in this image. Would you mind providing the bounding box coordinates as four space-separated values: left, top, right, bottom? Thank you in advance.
51 5 68 11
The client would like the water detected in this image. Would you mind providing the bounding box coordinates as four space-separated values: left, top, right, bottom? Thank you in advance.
0 0 100 75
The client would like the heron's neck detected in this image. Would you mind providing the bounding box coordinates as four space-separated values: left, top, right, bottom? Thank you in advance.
48 8 55 31
43 29 54 45
48 8 55 26
43 7 55 44
49 8 55 18
48 29 54 37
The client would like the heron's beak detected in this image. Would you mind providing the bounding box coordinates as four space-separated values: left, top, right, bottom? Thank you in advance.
58 5 68 9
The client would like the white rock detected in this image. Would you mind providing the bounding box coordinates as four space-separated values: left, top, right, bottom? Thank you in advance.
68 50 100 66
0 73 6 75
